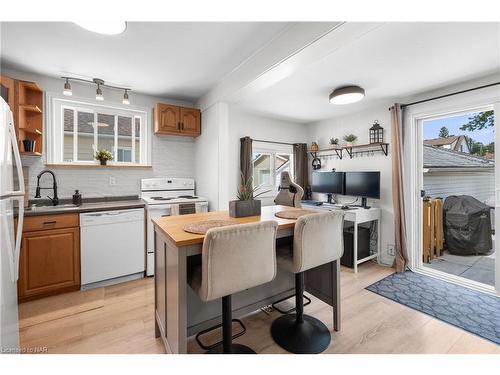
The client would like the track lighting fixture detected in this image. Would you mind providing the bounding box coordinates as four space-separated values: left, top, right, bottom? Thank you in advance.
63 78 72 96
95 79 104 101
61 76 131 104
122 89 130 105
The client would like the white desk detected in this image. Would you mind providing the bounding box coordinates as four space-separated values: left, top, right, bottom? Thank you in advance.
301 202 381 273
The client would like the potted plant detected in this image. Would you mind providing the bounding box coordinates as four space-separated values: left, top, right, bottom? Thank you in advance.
343 134 358 147
329 138 339 147
310 142 319 152
229 172 270 218
94 149 113 165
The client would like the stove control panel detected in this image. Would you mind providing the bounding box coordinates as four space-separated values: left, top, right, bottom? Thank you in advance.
141 177 195 191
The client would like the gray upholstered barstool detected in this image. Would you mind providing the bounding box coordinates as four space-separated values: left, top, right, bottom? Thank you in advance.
189 221 278 354
271 211 344 354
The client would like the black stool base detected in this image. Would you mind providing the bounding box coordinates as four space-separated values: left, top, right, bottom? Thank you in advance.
270 314 331 354
206 343 256 354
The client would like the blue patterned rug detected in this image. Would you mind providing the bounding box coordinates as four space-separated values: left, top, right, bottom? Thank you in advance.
366 271 500 345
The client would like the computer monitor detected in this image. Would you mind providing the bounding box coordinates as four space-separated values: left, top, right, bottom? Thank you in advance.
311 172 344 202
344 171 380 208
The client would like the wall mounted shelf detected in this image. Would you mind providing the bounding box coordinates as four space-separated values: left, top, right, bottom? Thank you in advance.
309 142 389 160
14 79 44 156
309 148 343 160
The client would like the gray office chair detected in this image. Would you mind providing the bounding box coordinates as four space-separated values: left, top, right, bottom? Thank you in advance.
271 211 344 354
274 171 304 208
188 221 278 354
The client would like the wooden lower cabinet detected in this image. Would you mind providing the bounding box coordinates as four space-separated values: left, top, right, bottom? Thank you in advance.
18 226 80 301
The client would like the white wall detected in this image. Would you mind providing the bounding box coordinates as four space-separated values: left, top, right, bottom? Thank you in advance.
194 102 229 211
194 104 308 210
226 106 308 207
306 106 395 266
2 67 196 198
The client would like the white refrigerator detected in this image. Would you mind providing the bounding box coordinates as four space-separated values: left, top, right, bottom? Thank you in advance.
0 96 25 353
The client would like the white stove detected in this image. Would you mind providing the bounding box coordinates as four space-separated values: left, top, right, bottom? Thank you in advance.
141 177 208 276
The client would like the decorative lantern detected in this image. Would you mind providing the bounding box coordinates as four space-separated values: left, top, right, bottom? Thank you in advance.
369 120 384 144
310 142 319 152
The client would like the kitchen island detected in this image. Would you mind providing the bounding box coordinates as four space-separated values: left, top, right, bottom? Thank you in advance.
152 205 342 354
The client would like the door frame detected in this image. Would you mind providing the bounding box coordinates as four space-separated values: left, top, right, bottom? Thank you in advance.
404 89 500 295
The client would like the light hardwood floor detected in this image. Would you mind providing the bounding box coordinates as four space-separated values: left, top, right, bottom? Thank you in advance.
19 262 500 354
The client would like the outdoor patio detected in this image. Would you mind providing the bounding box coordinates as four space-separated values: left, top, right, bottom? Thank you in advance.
426 249 495 286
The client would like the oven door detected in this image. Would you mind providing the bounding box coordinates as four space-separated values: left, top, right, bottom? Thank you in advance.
146 204 171 276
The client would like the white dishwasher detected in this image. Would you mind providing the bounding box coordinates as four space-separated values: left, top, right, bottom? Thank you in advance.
80 208 145 289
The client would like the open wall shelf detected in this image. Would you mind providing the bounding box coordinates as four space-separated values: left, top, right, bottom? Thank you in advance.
309 142 389 160
15 80 44 156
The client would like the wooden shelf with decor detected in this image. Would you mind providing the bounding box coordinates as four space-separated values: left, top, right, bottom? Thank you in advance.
309 142 389 160
16 80 43 156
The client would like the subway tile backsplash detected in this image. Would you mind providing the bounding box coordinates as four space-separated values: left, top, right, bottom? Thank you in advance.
22 136 195 199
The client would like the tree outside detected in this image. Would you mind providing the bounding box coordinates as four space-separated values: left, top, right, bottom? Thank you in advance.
439 126 449 138
461 111 494 157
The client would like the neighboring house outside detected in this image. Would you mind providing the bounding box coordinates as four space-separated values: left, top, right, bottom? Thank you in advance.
252 153 290 187
63 109 140 163
423 135 470 154
423 145 494 205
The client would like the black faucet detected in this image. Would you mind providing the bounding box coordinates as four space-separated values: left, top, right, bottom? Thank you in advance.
35 170 59 206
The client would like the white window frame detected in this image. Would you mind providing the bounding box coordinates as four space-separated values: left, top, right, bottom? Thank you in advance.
252 141 294 198
46 94 151 166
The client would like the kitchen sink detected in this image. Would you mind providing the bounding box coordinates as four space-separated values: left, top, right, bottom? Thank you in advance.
27 203 78 211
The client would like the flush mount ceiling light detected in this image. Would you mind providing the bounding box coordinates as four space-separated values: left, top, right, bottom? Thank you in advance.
74 21 127 35
61 76 131 104
329 85 365 105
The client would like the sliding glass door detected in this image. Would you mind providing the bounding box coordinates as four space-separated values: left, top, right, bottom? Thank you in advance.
406 94 500 295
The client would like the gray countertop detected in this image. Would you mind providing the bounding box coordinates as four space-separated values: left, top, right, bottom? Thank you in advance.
20 196 145 217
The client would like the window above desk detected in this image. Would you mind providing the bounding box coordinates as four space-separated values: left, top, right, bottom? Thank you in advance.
252 141 294 198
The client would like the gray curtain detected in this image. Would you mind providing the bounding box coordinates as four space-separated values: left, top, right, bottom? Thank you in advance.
240 136 253 184
390 104 409 272
293 143 308 199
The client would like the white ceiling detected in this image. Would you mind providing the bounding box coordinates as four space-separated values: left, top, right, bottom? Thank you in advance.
235 22 500 123
1 22 499 122
0 22 290 101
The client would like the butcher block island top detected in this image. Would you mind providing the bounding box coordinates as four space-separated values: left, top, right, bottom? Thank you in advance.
152 205 321 247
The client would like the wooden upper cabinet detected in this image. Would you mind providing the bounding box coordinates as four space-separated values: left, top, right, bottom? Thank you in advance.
154 103 180 134
154 103 201 137
180 107 201 135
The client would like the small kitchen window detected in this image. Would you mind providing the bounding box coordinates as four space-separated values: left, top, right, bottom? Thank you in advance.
47 96 151 166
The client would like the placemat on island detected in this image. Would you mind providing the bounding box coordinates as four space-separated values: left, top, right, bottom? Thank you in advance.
275 209 318 220
183 219 238 235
